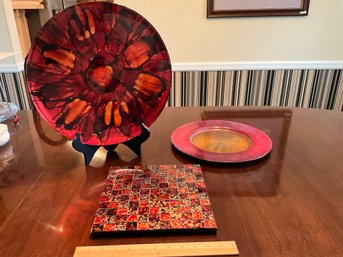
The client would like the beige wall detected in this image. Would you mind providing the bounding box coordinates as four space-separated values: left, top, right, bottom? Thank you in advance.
0 0 23 69
1 0 342 69
115 0 343 64
0 0 23 52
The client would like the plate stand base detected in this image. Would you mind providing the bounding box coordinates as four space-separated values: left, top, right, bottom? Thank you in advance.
72 125 150 166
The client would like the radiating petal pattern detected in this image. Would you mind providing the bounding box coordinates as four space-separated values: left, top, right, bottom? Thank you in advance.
25 2 171 145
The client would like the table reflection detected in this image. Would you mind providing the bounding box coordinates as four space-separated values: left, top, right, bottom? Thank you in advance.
198 108 292 197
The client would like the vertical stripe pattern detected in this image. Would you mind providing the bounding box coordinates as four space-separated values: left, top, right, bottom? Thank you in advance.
168 70 343 111
0 71 32 110
0 69 342 111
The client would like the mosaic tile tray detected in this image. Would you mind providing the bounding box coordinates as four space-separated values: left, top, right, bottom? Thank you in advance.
91 164 217 235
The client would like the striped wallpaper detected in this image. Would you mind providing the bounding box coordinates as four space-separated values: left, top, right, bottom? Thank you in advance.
0 71 32 110
168 69 343 111
0 69 342 111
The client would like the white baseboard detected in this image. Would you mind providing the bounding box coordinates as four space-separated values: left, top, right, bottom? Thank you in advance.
0 61 24 73
2 60 343 73
172 61 343 71
0 51 24 73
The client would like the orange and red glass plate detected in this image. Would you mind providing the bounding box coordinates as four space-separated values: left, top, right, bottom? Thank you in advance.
25 2 171 146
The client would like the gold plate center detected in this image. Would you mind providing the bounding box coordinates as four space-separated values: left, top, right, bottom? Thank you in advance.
191 129 252 154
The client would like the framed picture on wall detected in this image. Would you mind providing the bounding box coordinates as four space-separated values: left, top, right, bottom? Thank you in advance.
207 0 310 18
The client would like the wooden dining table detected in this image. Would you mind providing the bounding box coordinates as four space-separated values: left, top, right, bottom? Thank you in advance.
0 106 342 257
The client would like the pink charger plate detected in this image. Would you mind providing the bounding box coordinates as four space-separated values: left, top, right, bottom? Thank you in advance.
171 120 272 163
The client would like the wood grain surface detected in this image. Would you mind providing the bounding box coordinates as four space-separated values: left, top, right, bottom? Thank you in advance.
0 106 342 257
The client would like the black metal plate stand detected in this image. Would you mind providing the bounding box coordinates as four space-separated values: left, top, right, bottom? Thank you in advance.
72 125 150 165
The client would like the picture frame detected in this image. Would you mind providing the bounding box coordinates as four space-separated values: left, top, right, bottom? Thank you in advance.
207 0 310 18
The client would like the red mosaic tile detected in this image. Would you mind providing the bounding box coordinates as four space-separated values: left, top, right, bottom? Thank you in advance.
91 164 217 235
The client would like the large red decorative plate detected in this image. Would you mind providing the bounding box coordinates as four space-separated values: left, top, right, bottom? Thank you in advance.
25 2 171 145
171 120 272 163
